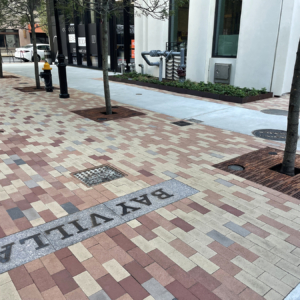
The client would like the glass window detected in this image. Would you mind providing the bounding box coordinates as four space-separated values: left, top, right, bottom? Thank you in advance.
213 0 242 57
169 0 189 51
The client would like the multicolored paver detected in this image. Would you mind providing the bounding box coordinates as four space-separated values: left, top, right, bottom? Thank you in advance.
0 72 299 300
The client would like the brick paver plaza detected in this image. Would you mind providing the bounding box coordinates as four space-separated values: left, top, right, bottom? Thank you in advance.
0 73 299 300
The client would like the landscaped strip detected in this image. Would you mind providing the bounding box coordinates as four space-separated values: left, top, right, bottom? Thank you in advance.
109 73 273 104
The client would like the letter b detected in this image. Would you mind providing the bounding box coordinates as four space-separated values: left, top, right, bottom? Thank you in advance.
151 189 173 200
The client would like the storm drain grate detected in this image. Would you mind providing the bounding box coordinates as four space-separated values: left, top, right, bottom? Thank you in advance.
172 121 193 127
72 165 126 187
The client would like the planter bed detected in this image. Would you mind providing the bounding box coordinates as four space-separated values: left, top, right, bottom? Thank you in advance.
108 76 273 104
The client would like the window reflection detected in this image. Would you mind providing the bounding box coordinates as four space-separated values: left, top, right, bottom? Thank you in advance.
213 0 242 57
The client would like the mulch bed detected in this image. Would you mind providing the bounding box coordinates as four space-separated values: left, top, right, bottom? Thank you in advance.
0 75 19 79
14 86 58 93
72 106 146 123
214 147 300 200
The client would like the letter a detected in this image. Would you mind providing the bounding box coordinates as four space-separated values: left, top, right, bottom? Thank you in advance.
90 213 114 227
130 194 152 206
0 243 14 263
116 202 141 216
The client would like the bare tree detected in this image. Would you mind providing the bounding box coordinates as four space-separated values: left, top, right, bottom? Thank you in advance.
0 0 9 78
58 0 186 114
1 0 47 88
281 39 300 176
37 0 49 37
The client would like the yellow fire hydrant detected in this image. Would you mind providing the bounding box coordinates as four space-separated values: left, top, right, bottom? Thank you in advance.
39 62 53 92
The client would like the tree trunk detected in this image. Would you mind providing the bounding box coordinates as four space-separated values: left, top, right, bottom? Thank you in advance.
0 49 3 78
31 21 41 89
281 38 300 176
101 4 112 115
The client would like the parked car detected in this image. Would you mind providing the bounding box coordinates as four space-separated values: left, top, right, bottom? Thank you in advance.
14 44 50 62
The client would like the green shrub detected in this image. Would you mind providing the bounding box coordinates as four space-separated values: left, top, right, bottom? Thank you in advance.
114 73 268 97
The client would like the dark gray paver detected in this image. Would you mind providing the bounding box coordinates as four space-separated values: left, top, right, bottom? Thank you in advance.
31 174 44 182
3 158 15 165
215 178 234 187
163 171 178 178
24 180 39 188
66 146 76 152
61 202 80 214
96 148 106 153
6 207 25 220
146 150 158 155
224 221 250 237
14 159 26 165
142 278 174 300
9 155 20 160
108 146 119 150
89 290 111 300
55 166 68 173
206 230 234 247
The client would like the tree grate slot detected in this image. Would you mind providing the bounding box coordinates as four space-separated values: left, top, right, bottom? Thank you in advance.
73 165 126 187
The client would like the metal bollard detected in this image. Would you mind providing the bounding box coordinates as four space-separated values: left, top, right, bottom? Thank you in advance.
39 62 53 92
118 62 126 74
128 63 135 72
138 64 144 74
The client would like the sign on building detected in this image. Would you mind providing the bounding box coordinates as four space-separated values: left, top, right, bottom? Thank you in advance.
78 37 86 47
68 34 76 43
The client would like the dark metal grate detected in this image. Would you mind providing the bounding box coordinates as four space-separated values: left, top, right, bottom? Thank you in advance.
172 121 192 127
73 165 126 187
252 129 288 141
228 165 245 171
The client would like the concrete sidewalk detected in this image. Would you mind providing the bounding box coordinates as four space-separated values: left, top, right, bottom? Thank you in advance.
0 71 299 300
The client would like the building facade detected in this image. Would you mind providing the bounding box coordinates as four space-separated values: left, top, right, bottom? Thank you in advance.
0 26 48 55
48 1 134 72
134 0 300 96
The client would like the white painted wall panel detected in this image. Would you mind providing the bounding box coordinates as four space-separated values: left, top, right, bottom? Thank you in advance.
271 0 295 95
134 1 168 77
281 0 300 94
186 0 215 83
234 0 283 90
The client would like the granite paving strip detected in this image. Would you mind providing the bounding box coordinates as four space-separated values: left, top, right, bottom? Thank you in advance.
0 179 197 273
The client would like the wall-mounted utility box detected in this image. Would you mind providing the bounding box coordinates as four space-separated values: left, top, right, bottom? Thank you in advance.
214 63 232 84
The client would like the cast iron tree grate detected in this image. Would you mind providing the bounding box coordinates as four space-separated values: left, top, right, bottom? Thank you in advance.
252 129 288 141
73 165 126 187
172 121 193 127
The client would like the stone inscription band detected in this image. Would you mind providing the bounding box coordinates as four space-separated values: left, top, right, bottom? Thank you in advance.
0 179 198 273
